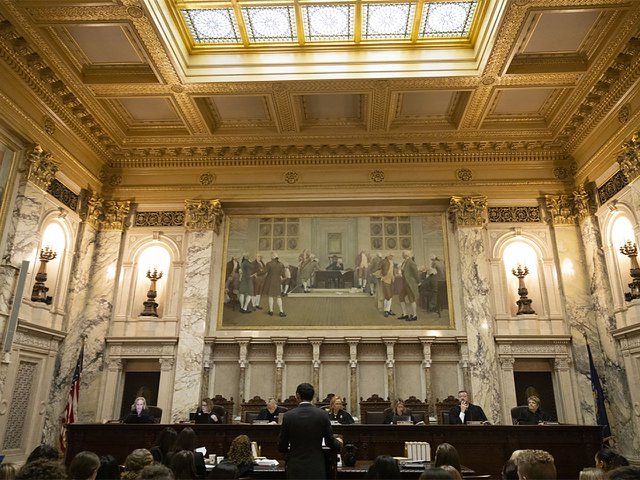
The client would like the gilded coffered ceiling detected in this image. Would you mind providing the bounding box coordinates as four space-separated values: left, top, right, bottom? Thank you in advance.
1 0 640 203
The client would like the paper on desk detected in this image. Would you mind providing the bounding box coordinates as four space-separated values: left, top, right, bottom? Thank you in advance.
195 447 207 456
255 459 279 466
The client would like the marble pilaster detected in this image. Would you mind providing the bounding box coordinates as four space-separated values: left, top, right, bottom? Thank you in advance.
310 339 322 401
383 339 396 400
347 339 359 418
420 339 433 416
237 339 249 414
577 214 637 454
449 196 501 422
171 229 214 422
274 339 286 401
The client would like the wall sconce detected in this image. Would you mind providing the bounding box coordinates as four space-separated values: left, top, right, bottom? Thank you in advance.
511 264 536 315
140 267 163 317
619 240 640 301
31 246 57 304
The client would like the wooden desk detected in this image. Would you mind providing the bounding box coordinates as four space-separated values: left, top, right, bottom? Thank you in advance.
66 423 600 479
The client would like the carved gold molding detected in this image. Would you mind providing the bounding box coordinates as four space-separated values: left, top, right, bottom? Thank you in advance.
545 185 592 225
184 199 224 233
25 144 61 192
617 130 640 182
84 193 130 231
448 195 487 227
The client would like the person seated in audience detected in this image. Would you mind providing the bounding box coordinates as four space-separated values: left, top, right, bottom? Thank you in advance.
207 462 238 479
167 427 206 478
579 467 606 480
121 449 154 480
123 397 155 424
95 455 121 480
150 427 178 465
595 448 629 472
26 443 60 463
224 434 254 477
516 396 549 425
327 396 354 425
448 390 488 424
16 459 68 480
138 464 175 480
513 449 556 480
418 467 453 480
194 398 224 424
365 455 401 479
256 397 286 423
434 443 461 474
383 398 419 424
68 451 100 480
605 466 640 480
501 459 519 480
169 450 198 480
439 465 462 480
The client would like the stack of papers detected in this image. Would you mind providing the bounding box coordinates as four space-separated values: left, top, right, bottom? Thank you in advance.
255 458 279 466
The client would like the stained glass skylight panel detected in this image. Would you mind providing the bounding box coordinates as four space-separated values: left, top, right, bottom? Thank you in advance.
241 5 296 42
181 8 241 44
302 4 355 41
362 3 415 40
420 1 478 38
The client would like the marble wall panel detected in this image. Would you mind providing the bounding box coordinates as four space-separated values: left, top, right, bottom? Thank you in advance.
246 362 276 400
395 362 423 400
320 362 349 400
212 361 240 400
358 362 386 399
283 362 313 397
431 361 460 401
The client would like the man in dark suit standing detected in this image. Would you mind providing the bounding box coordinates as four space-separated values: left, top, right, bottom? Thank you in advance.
448 390 488 424
278 383 342 479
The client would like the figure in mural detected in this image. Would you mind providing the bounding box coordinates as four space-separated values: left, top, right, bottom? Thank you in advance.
261 252 287 317
299 254 320 293
251 254 266 310
326 255 344 271
367 252 383 297
281 262 292 296
380 253 396 317
224 256 240 306
238 253 255 313
355 250 369 291
399 250 420 322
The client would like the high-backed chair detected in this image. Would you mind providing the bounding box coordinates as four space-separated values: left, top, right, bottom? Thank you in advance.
404 396 429 424
359 394 391 424
147 406 162 423
211 394 234 423
241 395 267 423
510 406 529 425
281 395 299 411
435 395 458 424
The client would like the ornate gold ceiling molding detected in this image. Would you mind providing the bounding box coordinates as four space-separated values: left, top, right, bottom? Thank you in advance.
448 196 487 228
544 185 592 225
185 199 224 234
26 144 60 192
84 193 131 231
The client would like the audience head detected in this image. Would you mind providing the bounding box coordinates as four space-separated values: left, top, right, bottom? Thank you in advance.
440 465 462 480
595 448 629 471
173 427 198 452
579 467 606 480
138 464 175 480
155 427 178 453
296 383 314 402
132 396 147 413
95 455 120 480
365 455 401 479
26 444 60 463
0 463 17 480
201 398 214 413
208 462 238 479
169 450 197 480
434 443 461 473
68 451 101 480
227 435 253 466
502 459 519 480
419 467 453 480
605 466 640 480
122 448 154 479
527 396 541 413
16 459 68 480
514 449 556 480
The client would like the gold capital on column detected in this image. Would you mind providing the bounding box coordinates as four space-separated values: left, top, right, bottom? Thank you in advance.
185 199 224 233
26 144 61 191
545 186 592 225
448 195 487 227
83 193 130 231
617 130 640 182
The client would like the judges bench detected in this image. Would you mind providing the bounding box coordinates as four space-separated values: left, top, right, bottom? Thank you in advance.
66 423 601 479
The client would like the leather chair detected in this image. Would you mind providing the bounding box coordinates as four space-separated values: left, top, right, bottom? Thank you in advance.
364 411 386 424
244 411 260 423
511 405 529 425
147 406 162 423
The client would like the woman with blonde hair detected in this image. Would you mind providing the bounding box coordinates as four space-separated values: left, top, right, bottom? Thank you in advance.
516 395 549 425
123 397 154 424
327 396 354 425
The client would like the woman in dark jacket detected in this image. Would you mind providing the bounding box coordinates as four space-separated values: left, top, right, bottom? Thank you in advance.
225 434 254 477
123 397 155 424
516 396 549 425
167 427 206 478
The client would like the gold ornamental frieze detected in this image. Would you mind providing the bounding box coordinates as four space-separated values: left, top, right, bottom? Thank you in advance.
448 195 487 228
185 199 224 233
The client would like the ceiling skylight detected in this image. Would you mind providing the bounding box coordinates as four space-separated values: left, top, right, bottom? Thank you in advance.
179 1 480 47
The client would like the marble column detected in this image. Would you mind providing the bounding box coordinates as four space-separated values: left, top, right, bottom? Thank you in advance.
310 339 322 401
274 339 286 401
383 338 396 401
171 200 224 422
100 359 123 421
347 339 359 418
201 349 211 400
157 358 175 423
420 338 433 417
448 196 501 422
43 194 130 443
498 357 516 425
237 339 249 415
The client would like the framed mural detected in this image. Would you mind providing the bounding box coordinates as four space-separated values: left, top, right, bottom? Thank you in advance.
219 214 453 329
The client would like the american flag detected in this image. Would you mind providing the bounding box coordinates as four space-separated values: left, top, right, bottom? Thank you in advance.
59 342 84 452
